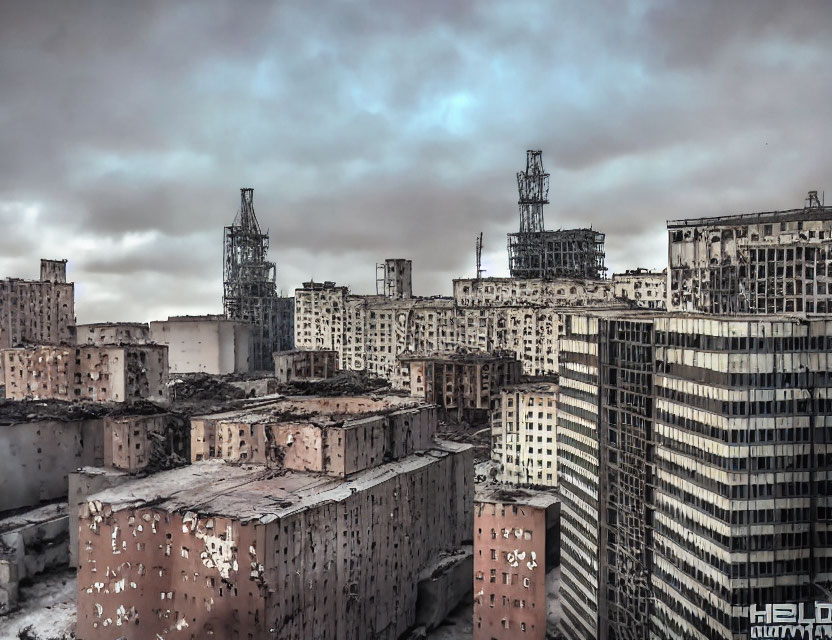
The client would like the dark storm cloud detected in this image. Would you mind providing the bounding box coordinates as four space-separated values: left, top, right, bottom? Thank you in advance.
2 0 831 321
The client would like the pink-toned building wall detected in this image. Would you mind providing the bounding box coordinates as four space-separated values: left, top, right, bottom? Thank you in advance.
474 501 549 639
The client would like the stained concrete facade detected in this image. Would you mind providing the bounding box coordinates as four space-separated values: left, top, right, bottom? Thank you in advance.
77 439 473 640
612 268 667 309
0 409 182 515
491 382 558 488
556 311 832 640
2 344 169 403
273 349 339 383
379 258 413 299
0 416 105 513
190 395 434 475
0 258 75 385
294 265 628 382
651 315 832 640
668 196 832 313
473 487 559 640
399 353 522 423
76 322 151 346
150 315 249 374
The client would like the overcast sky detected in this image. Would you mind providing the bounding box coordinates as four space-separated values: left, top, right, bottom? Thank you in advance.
1 1 831 323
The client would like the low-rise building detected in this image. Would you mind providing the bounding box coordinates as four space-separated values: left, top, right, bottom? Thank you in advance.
474 484 560 639
149 315 249 374
491 381 557 487
190 395 434 472
76 394 473 640
75 322 151 346
399 352 523 422
273 349 339 383
1 344 168 403
612 268 667 309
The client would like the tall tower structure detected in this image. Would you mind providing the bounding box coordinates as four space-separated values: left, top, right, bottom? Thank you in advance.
223 188 287 371
508 150 606 279
517 149 549 233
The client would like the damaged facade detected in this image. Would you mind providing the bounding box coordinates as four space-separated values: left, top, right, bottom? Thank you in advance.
2 344 169 403
150 315 250 375
0 259 75 385
273 349 339 383
668 192 832 313
399 352 522 422
77 395 473 640
611 268 667 309
222 188 294 371
76 322 151 346
295 266 627 382
491 382 558 488
473 486 559 639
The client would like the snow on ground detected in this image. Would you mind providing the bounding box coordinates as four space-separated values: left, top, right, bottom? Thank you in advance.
0 569 76 640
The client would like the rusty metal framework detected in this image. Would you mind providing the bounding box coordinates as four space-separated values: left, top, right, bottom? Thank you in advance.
507 150 607 279
223 188 291 371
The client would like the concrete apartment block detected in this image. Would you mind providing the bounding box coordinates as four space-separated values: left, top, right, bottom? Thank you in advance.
149 314 249 374
2 344 168 402
399 352 523 422
611 268 667 309
0 258 75 385
77 441 473 640
0 415 106 512
473 486 559 639
75 322 151 346
294 265 630 383
651 315 832 640
273 348 339 382
491 381 558 488
556 310 832 640
668 193 832 314
103 413 187 473
0 407 183 514
190 395 435 475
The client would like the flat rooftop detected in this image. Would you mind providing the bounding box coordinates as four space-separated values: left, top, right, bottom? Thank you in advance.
87 443 470 522
501 381 557 393
668 205 832 228
193 394 424 426
398 351 518 364
475 483 559 510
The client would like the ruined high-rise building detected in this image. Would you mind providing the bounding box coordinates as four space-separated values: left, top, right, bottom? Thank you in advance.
222 188 293 371
507 151 606 279
668 191 832 314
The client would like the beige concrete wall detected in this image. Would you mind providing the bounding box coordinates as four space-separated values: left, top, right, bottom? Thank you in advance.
150 317 248 374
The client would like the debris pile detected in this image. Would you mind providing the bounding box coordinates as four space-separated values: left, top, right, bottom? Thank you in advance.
169 373 247 403
437 421 491 462
0 400 112 425
276 370 392 397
